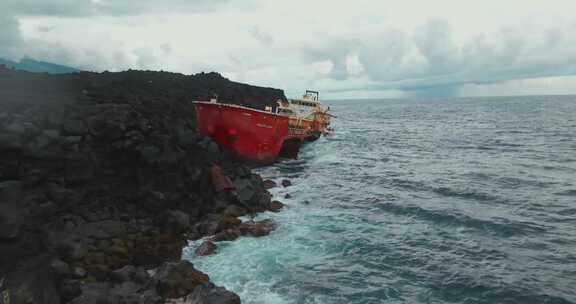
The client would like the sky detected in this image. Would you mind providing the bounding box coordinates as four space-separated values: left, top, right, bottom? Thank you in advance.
1 0 576 98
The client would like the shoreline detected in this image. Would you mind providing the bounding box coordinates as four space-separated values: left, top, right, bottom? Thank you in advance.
0 67 289 303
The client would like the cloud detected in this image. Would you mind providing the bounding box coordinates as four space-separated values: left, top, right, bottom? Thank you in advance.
0 0 248 70
37 25 55 33
248 27 274 46
1 0 235 17
160 43 172 54
0 15 24 60
300 19 576 97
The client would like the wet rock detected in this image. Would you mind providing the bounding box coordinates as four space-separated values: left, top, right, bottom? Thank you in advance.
262 179 277 189
154 260 210 298
195 240 218 256
281 179 292 187
186 283 241 304
247 191 273 212
284 193 292 199
194 214 241 236
211 228 241 242
239 219 277 237
108 286 162 304
131 232 186 266
234 178 256 202
269 200 284 212
223 205 248 217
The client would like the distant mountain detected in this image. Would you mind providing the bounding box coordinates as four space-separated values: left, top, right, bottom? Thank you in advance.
0 57 80 74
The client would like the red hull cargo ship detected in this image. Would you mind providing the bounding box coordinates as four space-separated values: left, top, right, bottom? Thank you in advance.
193 91 332 163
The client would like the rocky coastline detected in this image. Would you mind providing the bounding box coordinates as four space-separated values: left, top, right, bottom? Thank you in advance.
0 66 287 303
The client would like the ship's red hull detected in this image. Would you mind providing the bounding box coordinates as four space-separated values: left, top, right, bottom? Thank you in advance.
194 102 290 163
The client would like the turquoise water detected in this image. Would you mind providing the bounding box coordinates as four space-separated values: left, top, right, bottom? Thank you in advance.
184 96 576 304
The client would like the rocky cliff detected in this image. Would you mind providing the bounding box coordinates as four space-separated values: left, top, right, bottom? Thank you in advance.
0 66 286 303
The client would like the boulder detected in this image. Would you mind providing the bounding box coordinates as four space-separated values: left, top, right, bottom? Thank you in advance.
211 228 241 242
233 178 256 202
262 179 277 189
223 205 248 218
239 219 277 237
194 214 241 236
247 192 272 212
154 260 210 298
186 283 241 304
195 240 218 256
269 200 284 212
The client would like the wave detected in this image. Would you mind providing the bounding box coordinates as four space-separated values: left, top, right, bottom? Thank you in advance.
376 202 548 236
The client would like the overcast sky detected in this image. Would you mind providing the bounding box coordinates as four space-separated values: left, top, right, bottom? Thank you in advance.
2 0 576 98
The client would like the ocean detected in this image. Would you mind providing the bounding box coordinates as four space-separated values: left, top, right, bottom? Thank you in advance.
184 95 576 304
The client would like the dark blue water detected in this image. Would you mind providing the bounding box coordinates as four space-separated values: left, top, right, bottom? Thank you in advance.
185 95 576 304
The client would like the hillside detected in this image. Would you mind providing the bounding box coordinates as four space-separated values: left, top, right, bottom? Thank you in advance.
0 57 81 74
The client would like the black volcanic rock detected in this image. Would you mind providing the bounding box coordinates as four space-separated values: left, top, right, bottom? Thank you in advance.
0 67 284 303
